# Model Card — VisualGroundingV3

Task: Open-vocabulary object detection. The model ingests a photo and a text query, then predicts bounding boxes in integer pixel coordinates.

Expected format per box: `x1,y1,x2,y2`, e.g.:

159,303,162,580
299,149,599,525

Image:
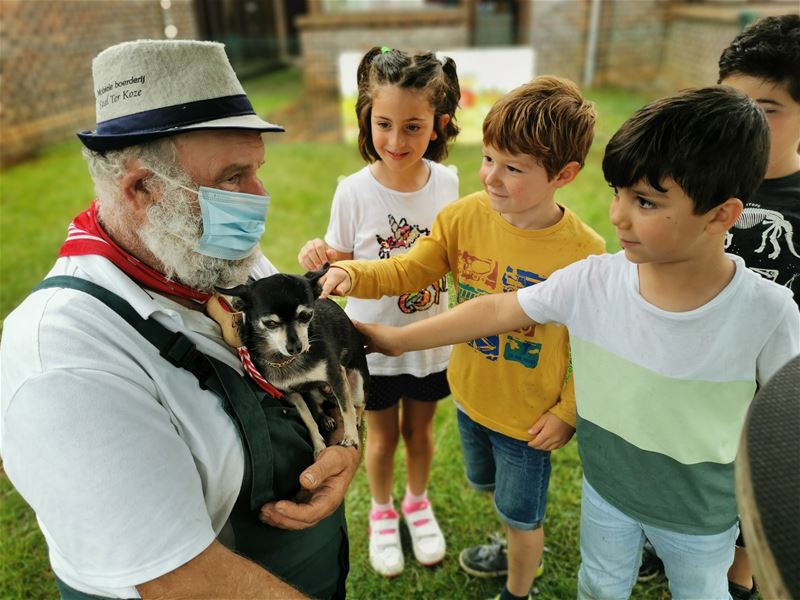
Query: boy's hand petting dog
259,445,361,530
297,238,338,272
318,267,353,299
352,321,405,356
528,412,575,451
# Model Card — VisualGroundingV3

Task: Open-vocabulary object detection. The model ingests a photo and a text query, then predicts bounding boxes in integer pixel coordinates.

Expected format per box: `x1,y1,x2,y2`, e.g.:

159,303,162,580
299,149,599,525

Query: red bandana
236,346,284,399
60,203,284,397
59,202,212,303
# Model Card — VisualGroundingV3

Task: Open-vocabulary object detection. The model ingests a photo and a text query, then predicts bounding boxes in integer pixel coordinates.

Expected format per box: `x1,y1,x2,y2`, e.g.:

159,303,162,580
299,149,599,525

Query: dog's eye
262,320,280,330
297,312,313,324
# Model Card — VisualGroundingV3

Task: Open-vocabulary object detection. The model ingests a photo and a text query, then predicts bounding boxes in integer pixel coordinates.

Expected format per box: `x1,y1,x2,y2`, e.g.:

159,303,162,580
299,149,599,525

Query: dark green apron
38,276,348,600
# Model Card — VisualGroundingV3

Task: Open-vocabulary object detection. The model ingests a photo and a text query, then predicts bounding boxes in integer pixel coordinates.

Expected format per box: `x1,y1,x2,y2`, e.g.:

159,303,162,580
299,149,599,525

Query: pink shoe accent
402,499,430,513
368,506,404,577
403,500,432,526
402,498,446,566
369,509,400,537
370,508,399,521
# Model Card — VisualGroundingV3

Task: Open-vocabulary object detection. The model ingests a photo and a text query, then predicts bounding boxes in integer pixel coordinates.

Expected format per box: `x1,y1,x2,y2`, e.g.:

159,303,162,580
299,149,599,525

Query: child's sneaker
401,498,446,566
460,534,545,579
637,541,664,582
459,533,507,577
368,507,404,577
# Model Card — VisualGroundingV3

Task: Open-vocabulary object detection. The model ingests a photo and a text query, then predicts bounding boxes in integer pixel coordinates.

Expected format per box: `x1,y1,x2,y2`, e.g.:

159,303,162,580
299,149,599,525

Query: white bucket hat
78,39,283,152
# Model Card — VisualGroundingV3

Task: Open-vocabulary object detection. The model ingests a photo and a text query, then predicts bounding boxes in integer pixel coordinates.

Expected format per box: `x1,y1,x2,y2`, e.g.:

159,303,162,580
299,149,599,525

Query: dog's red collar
236,347,283,398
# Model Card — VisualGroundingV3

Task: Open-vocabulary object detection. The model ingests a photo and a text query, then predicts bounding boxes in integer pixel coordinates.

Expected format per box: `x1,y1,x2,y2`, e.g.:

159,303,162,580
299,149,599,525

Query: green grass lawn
0,71,670,599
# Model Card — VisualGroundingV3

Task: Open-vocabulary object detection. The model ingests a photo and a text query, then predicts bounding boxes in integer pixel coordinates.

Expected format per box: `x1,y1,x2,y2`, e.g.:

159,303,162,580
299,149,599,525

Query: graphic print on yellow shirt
458,250,544,368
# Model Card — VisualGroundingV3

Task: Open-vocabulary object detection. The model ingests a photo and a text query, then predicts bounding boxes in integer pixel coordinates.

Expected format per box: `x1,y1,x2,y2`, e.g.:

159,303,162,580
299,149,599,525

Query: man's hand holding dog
528,412,575,451
259,445,360,530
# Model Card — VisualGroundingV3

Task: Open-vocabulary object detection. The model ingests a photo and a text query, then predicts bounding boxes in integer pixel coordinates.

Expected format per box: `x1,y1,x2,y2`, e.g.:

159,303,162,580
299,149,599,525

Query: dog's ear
304,263,330,297
215,284,250,298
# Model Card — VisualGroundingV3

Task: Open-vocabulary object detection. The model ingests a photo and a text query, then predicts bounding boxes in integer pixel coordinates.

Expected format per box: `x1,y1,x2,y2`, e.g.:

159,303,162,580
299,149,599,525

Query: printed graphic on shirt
455,282,499,360
459,249,499,290
377,214,442,313
471,334,500,362
501,266,546,291
376,215,430,259
504,336,542,368
457,255,545,368
399,277,448,314
726,204,800,297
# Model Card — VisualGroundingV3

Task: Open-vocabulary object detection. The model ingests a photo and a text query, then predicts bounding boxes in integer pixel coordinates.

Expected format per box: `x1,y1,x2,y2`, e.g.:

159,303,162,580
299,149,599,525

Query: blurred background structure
1,0,796,167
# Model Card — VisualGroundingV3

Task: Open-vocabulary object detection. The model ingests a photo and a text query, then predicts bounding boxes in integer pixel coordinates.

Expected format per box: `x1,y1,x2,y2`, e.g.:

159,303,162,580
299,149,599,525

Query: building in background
1,0,796,166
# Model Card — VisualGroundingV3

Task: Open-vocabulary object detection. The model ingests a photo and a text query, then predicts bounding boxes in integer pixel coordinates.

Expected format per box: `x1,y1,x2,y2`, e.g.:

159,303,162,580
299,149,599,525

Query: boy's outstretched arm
355,290,535,355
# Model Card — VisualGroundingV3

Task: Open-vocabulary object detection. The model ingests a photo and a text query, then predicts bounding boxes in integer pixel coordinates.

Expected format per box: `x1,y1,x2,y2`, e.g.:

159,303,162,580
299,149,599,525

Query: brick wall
296,9,469,93
520,1,793,94
660,18,740,90
523,0,588,86
599,0,668,88
0,0,197,166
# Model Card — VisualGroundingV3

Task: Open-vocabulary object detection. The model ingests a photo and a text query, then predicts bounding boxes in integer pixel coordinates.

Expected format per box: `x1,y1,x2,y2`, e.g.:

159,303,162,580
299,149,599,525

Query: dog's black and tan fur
219,266,368,456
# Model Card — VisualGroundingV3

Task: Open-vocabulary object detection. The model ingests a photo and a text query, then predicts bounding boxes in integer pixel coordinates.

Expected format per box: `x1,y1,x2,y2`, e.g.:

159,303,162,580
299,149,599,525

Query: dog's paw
338,437,359,449
321,415,337,432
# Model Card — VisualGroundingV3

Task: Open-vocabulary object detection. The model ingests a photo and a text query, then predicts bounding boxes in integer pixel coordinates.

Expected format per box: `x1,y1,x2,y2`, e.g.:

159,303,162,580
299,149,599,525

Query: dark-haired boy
721,14,800,304
639,15,800,597
352,86,800,600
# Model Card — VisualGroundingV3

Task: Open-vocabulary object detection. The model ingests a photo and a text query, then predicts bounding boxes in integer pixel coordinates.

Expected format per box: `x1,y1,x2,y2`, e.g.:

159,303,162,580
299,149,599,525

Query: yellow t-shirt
336,191,606,440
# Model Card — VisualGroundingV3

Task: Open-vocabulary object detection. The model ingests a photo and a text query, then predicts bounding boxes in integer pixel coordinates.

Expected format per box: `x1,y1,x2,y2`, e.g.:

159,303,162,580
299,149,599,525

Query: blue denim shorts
457,408,551,530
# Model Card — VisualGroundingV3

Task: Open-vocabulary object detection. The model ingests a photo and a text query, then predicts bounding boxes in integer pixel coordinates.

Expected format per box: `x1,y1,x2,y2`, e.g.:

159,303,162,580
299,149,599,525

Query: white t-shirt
517,251,800,534
0,254,277,598
325,160,458,376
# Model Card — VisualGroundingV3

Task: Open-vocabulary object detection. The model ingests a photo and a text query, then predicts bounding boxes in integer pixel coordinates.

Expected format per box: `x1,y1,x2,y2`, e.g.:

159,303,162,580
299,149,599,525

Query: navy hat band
94,94,255,136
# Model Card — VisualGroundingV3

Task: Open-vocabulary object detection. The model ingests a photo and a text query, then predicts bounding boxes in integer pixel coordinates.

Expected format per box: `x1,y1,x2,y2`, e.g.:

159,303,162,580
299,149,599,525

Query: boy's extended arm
328,228,452,299
356,290,534,355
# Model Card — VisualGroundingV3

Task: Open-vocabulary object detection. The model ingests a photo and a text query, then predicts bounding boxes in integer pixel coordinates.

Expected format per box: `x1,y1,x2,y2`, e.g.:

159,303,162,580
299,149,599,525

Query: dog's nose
286,336,303,355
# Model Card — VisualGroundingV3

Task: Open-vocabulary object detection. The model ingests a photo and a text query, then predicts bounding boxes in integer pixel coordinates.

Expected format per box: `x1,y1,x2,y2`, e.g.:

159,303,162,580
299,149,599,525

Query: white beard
139,185,258,293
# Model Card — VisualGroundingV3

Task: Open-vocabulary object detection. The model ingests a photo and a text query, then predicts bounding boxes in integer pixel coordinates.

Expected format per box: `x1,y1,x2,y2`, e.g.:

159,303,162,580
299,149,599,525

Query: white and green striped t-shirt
517,251,799,535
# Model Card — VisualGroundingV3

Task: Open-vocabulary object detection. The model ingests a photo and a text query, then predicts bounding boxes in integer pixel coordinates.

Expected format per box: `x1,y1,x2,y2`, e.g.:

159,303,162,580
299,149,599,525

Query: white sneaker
402,499,446,566
368,507,404,577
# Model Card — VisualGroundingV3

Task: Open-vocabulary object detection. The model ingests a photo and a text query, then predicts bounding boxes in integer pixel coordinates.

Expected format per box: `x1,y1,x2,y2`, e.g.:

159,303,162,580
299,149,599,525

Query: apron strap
35,275,274,510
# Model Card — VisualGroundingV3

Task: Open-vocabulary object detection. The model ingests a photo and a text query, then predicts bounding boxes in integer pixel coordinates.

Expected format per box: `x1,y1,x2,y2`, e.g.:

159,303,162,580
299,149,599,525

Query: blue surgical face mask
153,172,270,260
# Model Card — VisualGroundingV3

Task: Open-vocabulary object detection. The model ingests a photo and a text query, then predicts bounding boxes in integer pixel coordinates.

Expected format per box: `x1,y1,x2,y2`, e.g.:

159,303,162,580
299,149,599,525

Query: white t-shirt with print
325,160,459,376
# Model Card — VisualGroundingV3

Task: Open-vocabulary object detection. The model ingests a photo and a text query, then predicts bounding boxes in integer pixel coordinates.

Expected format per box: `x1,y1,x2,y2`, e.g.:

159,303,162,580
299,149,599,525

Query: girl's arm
356,290,535,356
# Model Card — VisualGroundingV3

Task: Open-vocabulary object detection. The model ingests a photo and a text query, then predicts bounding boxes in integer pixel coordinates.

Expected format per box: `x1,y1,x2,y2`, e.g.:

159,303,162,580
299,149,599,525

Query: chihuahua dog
218,266,368,457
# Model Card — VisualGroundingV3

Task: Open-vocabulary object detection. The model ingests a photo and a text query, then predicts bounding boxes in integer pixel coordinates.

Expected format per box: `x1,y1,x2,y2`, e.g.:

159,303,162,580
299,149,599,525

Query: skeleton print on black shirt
725,170,800,307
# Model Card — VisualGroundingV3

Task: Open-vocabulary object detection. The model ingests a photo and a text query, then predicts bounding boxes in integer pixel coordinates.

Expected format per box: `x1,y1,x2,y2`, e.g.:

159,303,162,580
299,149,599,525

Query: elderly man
0,40,357,599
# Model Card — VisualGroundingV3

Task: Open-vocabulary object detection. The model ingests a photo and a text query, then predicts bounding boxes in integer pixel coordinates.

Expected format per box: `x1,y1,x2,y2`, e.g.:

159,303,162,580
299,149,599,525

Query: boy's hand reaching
353,321,405,357
319,267,352,299
528,412,575,451
298,238,339,272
